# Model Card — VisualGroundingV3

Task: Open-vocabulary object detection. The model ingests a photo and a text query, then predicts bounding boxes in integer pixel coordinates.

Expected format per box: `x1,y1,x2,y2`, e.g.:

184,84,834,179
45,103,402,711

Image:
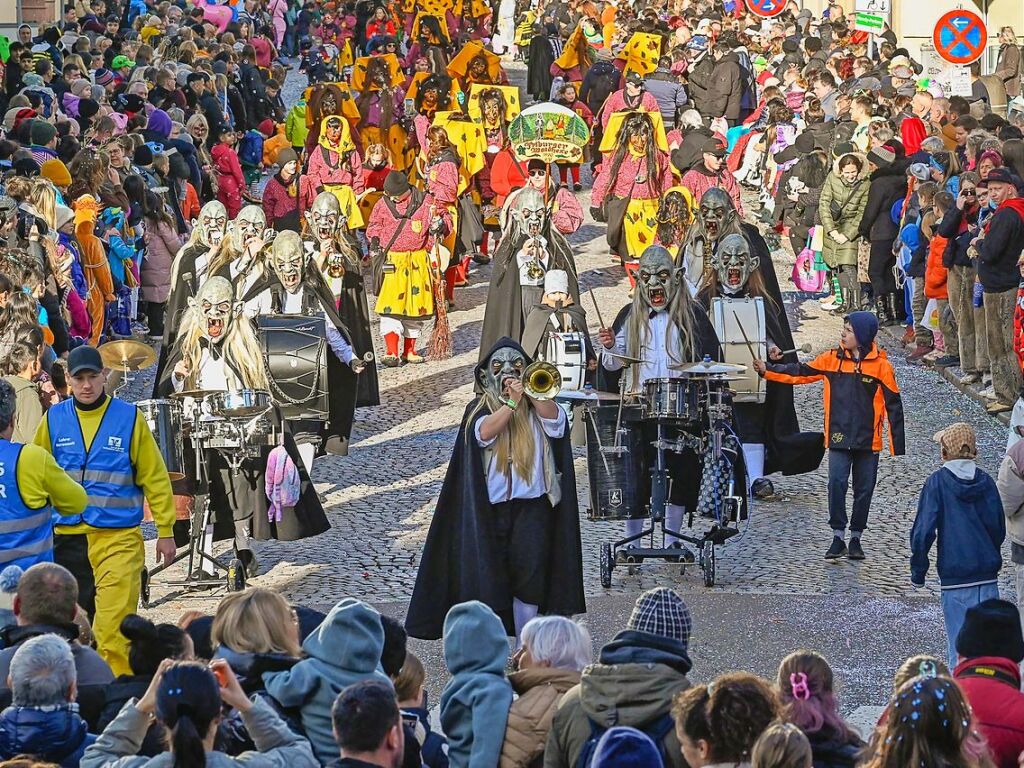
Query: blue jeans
941,583,1000,669
827,449,879,534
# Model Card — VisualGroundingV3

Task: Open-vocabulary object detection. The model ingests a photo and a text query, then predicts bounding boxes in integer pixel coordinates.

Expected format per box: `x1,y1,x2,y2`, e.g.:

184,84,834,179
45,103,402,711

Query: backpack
238,129,264,167
575,713,674,768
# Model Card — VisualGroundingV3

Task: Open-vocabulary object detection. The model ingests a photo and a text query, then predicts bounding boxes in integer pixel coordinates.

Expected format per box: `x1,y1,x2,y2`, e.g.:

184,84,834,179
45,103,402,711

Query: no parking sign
933,9,987,65
745,0,785,20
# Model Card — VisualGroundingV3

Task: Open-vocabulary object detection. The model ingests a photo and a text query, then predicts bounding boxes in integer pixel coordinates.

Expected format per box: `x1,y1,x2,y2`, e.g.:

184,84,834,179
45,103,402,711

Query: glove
831,231,848,245
348,358,366,373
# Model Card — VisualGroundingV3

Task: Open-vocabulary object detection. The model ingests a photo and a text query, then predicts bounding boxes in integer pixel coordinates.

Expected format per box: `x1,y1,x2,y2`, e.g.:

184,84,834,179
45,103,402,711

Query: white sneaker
979,385,997,400
820,298,839,310
819,295,837,305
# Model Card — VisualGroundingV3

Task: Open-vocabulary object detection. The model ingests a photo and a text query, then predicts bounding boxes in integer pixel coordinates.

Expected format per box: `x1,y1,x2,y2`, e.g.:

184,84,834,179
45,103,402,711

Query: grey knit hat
627,587,692,647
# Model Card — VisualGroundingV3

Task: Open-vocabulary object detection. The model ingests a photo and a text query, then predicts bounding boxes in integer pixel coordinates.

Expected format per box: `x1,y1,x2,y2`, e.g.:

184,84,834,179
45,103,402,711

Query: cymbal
169,389,223,400
671,360,748,375
99,340,157,372
604,351,648,365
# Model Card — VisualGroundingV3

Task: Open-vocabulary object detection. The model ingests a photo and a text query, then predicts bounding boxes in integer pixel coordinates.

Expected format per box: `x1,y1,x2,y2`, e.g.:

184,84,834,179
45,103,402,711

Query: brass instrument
522,361,562,400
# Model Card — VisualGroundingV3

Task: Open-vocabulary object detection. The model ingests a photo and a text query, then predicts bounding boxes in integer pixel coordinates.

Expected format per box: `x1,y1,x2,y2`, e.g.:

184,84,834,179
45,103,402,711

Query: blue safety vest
0,440,54,569
48,398,144,529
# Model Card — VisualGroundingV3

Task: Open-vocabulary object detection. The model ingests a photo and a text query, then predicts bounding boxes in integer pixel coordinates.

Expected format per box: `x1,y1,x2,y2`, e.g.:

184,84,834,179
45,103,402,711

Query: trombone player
404,337,586,644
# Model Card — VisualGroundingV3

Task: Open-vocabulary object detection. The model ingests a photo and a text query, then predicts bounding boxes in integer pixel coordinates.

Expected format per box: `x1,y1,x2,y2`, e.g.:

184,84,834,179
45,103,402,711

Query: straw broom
428,207,453,360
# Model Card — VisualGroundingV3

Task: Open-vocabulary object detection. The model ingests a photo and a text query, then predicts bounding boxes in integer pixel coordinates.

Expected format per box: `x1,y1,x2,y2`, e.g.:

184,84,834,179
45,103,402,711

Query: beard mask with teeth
197,200,228,248
714,233,757,295
306,192,341,245
482,345,527,397
510,187,546,238
698,188,733,242
270,230,306,293
234,205,267,250
637,245,677,312
189,276,234,343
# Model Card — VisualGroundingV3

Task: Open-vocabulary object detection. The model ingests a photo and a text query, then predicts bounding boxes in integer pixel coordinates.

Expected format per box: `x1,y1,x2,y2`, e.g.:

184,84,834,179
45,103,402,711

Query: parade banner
508,103,590,163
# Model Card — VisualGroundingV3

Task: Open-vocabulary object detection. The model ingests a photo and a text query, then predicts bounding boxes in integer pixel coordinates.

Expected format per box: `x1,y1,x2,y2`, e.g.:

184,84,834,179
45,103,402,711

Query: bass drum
257,313,329,420
585,404,647,520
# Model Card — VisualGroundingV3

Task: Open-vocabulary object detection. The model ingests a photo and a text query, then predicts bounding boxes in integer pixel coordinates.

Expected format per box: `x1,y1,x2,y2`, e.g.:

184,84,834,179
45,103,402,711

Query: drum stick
731,310,758,360
589,289,606,330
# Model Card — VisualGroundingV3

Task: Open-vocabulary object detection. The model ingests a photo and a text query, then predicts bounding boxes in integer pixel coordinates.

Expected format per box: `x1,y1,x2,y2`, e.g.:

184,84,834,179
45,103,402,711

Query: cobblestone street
134,64,1018,712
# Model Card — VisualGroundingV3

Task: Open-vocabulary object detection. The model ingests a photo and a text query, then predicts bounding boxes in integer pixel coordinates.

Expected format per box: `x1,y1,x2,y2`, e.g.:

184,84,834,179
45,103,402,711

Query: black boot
885,292,904,327
873,297,890,325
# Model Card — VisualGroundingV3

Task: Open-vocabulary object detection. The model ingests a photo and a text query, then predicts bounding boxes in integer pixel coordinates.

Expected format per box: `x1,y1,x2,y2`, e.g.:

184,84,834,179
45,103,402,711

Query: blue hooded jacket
0,705,96,767
263,598,392,765
439,601,513,768
911,465,1005,588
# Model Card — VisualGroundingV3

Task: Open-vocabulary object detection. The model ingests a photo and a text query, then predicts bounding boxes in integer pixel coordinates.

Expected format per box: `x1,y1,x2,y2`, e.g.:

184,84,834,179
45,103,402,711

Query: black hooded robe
526,34,557,101
478,228,579,366
405,338,586,640
243,270,360,457
155,345,331,542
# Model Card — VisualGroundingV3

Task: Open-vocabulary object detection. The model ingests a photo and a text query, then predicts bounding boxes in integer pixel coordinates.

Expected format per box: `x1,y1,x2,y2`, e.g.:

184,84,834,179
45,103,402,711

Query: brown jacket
500,668,581,768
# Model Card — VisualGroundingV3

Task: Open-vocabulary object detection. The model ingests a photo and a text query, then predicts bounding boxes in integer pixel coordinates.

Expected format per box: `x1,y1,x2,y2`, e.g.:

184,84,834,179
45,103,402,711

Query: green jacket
817,153,870,268
285,101,309,148
543,657,690,768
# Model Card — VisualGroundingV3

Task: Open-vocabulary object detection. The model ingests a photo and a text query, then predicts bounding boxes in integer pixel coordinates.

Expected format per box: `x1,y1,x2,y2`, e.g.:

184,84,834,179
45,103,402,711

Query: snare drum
641,378,701,423
137,399,185,481
206,389,272,418
585,404,647,520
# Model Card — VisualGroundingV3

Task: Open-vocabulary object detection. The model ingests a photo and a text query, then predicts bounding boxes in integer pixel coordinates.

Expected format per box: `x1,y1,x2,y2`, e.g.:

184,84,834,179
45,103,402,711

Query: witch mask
195,200,228,248
698,188,735,241
714,234,758,295
480,344,527,397
271,230,306,292
637,246,678,313
510,187,546,238
188,276,235,343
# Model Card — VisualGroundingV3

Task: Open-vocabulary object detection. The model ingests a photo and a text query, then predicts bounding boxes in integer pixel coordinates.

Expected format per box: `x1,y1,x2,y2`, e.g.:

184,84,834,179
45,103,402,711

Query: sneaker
959,372,982,385
824,537,848,559
934,355,961,368
847,538,865,560
819,294,837,305
979,385,997,400
573,183,582,192
907,345,933,362
922,349,944,363
819,298,839,311
751,477,775,499
381,354,401,368
987,400,1013,414
402,352,425,364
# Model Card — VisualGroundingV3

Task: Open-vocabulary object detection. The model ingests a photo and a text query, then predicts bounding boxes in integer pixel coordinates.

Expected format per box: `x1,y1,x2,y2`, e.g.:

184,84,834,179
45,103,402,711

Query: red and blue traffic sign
746,0,785,20
933,9,987,65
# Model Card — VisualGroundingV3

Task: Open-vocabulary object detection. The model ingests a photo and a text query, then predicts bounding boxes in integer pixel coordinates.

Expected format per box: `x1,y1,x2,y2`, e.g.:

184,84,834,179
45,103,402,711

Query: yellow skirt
623,197,660,260
361,124,412,172
375,249,435,319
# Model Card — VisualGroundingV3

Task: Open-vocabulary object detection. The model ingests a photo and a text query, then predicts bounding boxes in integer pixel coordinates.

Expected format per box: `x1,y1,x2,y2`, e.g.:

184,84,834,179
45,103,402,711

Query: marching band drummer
244,231,366,468
597,245,721,558
35,346,177,677
156,275,331,574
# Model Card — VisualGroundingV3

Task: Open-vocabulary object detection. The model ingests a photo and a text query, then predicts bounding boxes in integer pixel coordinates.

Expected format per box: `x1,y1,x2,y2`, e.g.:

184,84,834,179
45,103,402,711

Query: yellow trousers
87,527,144,676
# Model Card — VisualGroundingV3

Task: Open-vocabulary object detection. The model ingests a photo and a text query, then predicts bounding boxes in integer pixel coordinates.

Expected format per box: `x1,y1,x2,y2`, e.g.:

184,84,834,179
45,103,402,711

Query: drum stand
598,372,746,589
140,429,247,608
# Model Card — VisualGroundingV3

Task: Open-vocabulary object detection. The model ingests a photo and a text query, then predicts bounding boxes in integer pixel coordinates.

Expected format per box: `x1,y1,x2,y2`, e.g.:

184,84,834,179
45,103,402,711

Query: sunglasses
963,189,977,196
529,169,547,177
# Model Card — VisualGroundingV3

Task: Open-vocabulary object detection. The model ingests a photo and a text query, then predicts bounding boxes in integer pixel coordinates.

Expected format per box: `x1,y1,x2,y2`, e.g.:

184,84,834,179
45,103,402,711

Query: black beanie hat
13,156,40,176
77,98,100,119
383,170,410,197
956,599,1024,662
133,144,154,166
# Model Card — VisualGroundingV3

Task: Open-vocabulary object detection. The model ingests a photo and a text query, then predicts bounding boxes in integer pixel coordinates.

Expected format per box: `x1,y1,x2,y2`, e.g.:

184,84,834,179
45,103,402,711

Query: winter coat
500,667,580,768
955,656,1024,768
817,154,869,268
141,218,179,303
215,646,302,757
439,601,513,768
262,173,301,232
80,696,318,768
910,463,1004,588
938,205,979,269
806,729,862,768
996,43,1022,98
285,101,309,148
997,441,1024,549
643,68,688,128
924,232,949,299
543,630,692,768
3,375,42,445
96,675,165,757
978,200,1024,294
263,599,391,766
0,705,96,767
212,143,245,218
857,164,908,243
702,51,745,120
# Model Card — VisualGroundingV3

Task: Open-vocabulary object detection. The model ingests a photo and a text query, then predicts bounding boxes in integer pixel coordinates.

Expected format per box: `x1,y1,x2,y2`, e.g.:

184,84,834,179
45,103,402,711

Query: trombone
522,361,562,400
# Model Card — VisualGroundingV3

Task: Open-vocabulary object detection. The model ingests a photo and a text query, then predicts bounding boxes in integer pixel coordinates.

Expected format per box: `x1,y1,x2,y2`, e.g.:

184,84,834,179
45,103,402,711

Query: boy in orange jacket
754,311,905,561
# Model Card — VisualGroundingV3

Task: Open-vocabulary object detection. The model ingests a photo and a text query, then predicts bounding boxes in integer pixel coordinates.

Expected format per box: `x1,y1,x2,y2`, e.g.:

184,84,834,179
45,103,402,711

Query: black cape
698,227,825,477
313,232,380,409
242,270,360,456
478,226,579,367
519,301,590,361
154,343,330,542
526,36,556,101
405,337,586,639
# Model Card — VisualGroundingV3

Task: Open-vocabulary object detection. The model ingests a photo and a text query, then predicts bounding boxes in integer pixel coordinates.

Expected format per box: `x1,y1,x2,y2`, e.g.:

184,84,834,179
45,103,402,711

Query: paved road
133,60,1017,712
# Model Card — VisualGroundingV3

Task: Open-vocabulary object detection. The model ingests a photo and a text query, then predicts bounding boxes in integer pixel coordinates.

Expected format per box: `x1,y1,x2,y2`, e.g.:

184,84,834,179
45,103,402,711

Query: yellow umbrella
350,53,405,91
599,110,669,154
447,40,502,83
622,31,663,76
466,84,522,122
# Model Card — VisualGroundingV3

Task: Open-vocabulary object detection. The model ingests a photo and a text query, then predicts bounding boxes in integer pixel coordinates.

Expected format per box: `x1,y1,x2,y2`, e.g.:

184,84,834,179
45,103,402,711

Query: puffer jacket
0,705,96,767
817,153,869,268
141,218,180,303
543,630,692,768
500,667,580,768
997,440,1024,548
